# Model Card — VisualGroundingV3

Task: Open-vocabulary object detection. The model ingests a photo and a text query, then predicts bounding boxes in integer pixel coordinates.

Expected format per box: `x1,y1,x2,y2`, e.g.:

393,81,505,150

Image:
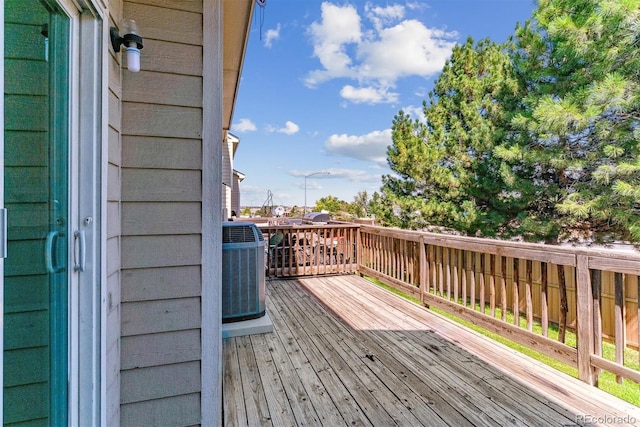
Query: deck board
234,336,272,426
266,292,346,426
302,277,541,426
223,275,640,426
278,283,400,426
311,275,577,424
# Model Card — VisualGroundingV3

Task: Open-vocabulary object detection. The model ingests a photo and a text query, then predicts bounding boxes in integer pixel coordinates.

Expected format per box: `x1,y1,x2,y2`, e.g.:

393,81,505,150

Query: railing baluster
438,246,444,297
615,272,625,384
480,253,486,313
383,235,388,277
501,256,508,322
399,239,404,282
592,268,602,385
558,264,568,343
490,254,496,318
514,258,520,327
413,242,420,286
541,262,549,337
386,235,390,277
453,249,459,304
444,247,451,300
470,252,476,311
526,260,533,332
461,250,467,307
403,240,407,282
433,245,437,292
373,233,377,272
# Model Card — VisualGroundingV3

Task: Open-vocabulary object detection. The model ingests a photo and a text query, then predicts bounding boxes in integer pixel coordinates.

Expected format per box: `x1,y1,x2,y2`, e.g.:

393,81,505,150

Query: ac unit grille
222,246,265,322
222,224,265,243
222,222,266,323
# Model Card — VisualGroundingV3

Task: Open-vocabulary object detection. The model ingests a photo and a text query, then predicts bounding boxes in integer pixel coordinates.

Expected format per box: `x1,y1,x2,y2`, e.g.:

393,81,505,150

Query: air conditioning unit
222,221,266,323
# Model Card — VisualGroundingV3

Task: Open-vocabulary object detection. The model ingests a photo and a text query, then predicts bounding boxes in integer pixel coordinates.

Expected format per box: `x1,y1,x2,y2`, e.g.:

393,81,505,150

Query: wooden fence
358,225,640,388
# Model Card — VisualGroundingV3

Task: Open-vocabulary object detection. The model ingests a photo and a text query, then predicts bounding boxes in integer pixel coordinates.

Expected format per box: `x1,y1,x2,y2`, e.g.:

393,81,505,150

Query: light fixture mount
110,27,143,53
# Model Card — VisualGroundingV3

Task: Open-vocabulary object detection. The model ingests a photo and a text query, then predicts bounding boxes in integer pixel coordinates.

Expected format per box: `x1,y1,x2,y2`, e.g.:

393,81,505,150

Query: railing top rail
359,224,640,266
258,223,361,231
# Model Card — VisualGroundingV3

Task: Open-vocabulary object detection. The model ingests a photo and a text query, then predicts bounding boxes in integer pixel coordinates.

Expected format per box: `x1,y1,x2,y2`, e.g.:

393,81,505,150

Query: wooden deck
223,275,640,426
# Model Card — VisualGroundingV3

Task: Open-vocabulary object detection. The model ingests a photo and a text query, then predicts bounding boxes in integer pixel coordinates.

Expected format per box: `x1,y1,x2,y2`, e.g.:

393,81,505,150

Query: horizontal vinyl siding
121,136,202,169
121,330,201,370
122,202,201,235
120,361,200,404
120,393,201,427
140,40,202,76
119,1,204,424
121,265,201,302
121,169,202,201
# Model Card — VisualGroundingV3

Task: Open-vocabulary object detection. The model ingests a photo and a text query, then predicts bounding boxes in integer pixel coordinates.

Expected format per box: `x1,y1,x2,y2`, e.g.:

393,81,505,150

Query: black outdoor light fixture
110,19,143,72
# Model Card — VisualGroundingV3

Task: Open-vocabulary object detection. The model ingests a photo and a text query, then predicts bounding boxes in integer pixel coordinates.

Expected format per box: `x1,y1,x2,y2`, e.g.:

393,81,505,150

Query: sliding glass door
4,1,70,424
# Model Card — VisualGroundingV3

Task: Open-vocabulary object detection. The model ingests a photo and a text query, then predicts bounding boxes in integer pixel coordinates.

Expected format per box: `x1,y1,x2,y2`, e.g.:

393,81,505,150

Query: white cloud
264,23,281,48
267,121,300,135
406,1,430,11
358,20,457,83
305,3,362,86
325,129,392,164
340,85,399,104
279,121,300,135
305,2,458,105
402,104,426,122
289,168,381,183
365,4,405,31
232,118,257,132
325,168,382,183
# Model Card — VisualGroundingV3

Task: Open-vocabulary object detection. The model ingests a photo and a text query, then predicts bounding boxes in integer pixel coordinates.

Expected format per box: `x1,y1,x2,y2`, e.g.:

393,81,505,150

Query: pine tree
382,37,519,235
499,0,640,242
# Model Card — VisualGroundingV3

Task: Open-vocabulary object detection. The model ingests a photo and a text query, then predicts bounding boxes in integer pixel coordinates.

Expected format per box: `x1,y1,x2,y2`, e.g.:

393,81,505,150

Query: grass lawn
367,276,640,407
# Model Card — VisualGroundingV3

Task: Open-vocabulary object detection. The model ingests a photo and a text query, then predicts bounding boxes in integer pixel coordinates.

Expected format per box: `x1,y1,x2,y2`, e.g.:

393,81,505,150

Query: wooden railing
257,220,640,390
259,223,359,277
358,225,640,389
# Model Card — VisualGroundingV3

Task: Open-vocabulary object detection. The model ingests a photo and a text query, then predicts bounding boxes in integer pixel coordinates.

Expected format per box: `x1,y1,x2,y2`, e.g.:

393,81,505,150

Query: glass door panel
4,0,69,425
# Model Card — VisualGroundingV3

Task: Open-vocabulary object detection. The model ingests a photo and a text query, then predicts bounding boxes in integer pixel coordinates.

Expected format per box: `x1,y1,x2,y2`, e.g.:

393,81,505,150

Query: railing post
420,235,427,306
356,226,362,275
576,254,595,385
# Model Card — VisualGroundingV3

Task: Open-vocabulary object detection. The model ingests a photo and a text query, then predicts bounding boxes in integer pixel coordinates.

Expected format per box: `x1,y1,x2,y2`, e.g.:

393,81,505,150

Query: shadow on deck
223,274,640,426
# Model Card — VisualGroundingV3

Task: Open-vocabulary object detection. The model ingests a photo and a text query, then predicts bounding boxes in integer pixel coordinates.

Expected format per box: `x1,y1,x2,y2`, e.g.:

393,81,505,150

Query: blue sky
231,0,536,209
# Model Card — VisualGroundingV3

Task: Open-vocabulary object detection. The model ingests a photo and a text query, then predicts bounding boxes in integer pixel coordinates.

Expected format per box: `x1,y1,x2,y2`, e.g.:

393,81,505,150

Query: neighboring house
1,0,254,425
232,169,246,216
222,132,239,219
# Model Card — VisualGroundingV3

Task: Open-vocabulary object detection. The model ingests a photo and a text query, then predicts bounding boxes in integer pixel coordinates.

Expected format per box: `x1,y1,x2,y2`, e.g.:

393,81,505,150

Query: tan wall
118,0,205,425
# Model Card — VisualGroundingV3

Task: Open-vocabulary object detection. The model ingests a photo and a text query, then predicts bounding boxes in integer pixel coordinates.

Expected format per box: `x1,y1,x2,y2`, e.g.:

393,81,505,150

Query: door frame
70,2,108,425
0,0,107,425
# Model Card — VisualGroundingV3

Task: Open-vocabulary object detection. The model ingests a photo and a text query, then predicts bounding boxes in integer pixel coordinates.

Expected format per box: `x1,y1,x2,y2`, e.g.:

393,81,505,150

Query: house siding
118,0,206,424
222,136,233,218
231,172,243,215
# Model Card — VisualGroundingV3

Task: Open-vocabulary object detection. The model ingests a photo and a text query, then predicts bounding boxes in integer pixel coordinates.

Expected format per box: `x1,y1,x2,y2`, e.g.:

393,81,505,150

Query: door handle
45,230,63,273
74,230,85,272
